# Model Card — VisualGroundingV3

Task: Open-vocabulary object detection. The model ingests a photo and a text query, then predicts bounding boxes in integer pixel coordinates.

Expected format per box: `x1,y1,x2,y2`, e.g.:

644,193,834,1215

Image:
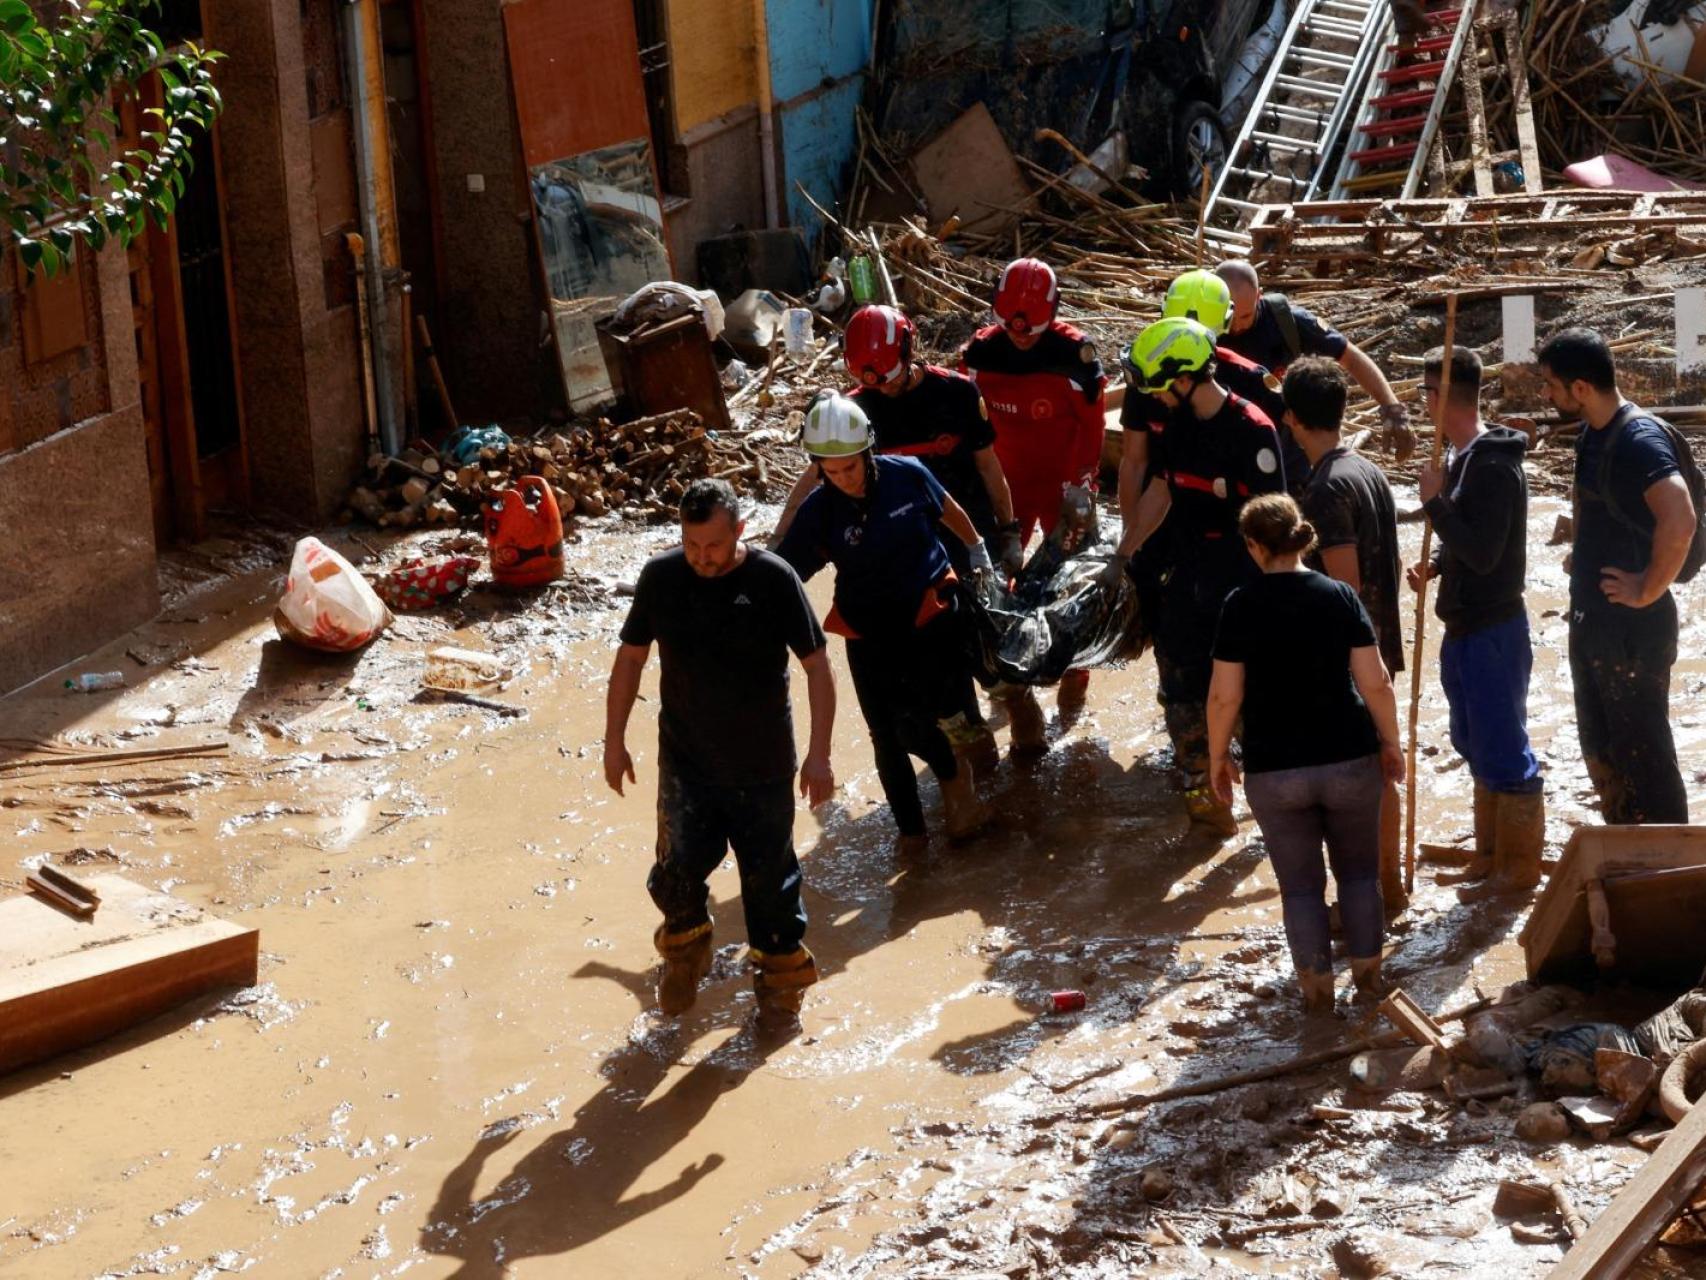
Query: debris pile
344,411,795,530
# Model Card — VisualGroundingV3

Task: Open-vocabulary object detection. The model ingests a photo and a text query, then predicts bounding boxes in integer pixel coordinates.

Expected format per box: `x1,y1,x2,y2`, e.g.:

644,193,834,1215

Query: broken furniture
1521,826,1706,985
0,874,259,1074
596,309,732,434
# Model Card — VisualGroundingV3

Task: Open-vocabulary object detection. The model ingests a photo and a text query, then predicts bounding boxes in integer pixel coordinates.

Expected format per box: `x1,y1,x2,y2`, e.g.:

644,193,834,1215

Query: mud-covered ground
3,469,1704,1279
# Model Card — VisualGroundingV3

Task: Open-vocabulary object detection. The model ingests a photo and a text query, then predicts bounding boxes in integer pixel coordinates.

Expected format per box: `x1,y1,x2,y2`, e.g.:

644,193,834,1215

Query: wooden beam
1548,1094,1706,1278
1501,9,1544,194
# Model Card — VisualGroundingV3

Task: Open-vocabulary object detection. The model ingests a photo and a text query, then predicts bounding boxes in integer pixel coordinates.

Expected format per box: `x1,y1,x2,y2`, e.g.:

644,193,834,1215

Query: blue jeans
1439,614,1542,795
1245,754,1386,974
648,757,806,953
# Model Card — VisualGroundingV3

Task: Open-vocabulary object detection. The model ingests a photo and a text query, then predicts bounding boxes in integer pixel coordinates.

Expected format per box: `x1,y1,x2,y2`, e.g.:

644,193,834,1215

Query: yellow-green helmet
1124,318,1217,392
802,390,873,457
1162,269,1232,336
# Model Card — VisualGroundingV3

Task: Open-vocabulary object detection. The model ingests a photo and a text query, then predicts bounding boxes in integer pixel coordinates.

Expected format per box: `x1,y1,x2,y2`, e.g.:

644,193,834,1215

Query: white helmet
802,391,872,458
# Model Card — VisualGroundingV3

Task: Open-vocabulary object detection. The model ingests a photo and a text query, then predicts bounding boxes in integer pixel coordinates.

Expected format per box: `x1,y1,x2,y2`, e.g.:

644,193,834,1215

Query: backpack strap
1264,292,1302,366
1594,403,1651,535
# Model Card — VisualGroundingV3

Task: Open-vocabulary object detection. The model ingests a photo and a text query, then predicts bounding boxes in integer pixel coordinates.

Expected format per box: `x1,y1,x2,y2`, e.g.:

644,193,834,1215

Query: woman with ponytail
1206,494,1406,1013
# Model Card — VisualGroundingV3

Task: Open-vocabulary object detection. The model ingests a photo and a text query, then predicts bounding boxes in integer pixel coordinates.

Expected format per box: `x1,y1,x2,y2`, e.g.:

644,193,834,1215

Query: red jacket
960,320,1107,492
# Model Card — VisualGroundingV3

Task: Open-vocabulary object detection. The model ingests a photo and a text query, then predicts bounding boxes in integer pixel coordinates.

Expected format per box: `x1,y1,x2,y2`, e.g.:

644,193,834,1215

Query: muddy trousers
1439,614,1542,795
647,758,806,954
1245,754,1386,975
1569,598,1689,824
845,620,964,838
1154,564,1244,786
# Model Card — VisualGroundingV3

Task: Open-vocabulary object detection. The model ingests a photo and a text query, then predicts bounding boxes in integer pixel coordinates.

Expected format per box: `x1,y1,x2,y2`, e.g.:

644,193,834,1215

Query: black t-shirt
1221,296,1348,376
618,546,826,786
853,367,998,538
1302,447,1404,674
1149,392,1286,548
1213,571,1382,774
1572,404,1685,615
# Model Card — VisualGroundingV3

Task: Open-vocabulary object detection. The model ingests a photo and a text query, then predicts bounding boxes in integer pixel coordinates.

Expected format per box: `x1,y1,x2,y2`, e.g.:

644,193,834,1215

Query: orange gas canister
485,476,565,588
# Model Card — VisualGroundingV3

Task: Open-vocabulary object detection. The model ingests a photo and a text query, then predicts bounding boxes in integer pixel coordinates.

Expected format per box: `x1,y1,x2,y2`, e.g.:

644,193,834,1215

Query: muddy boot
1184,785,1238,838
1056,669,1090,725
1002,688,1048,757
1298,969,1336,1014
751,945,819,1027
895,832,929,859
1454,782,1498,882
1349,954,1388,1002
1493,790,1545,891
940,768,992,842
959,725,1000,779
654,920,714,1016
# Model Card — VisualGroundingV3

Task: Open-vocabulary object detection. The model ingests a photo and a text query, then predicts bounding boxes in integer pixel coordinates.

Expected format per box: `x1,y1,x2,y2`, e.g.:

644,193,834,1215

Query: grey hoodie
1424,426,1530,636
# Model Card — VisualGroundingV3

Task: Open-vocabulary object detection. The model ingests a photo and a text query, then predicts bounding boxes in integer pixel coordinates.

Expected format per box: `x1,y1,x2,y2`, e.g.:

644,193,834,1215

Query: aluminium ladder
1200,0,1388,249
1329,0,1480,199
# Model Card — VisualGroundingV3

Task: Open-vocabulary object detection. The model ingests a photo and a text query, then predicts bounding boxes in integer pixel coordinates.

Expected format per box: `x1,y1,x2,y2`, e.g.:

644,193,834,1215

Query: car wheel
1174,99,1230,199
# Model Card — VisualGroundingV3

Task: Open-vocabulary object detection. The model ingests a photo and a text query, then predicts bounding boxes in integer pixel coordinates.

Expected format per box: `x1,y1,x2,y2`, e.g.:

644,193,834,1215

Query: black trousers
845,615,964,837
1154,554,1249,787
647,757,806,953
1569,595,1689,825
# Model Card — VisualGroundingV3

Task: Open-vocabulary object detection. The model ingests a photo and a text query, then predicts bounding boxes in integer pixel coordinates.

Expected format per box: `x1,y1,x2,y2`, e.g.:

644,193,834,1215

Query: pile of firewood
343,410,791,530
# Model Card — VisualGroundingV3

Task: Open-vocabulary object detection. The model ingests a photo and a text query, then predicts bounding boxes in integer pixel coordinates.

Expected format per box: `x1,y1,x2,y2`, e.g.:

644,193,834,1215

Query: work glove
997,523,1025,577
967,539,994,576
1380,403,1417,464
1097,554,1129,588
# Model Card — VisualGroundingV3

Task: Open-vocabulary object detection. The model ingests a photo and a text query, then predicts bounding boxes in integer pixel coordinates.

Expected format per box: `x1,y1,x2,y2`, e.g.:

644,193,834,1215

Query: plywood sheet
0,874,258,1074
502,0,650,167
910,102,1032,236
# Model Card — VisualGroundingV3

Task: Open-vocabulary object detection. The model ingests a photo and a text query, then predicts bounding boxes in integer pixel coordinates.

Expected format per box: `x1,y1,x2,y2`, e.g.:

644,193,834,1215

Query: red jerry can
484,476,565,588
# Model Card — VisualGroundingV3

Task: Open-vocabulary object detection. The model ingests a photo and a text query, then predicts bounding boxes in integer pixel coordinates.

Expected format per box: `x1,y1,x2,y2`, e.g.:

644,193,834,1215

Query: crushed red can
1050,989,1087,1013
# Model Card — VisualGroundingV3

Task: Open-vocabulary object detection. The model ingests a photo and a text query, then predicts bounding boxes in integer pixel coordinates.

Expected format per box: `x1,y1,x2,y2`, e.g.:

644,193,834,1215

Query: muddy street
1,488,1702,1279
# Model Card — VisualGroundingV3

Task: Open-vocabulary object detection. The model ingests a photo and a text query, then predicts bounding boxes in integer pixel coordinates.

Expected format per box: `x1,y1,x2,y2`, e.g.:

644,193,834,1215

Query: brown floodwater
1,490,1699,1278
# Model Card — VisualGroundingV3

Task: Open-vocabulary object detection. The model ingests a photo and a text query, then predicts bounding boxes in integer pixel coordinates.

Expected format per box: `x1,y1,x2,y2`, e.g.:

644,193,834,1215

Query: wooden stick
0,741,230,774
415,314,458,433
1405,292,1458,894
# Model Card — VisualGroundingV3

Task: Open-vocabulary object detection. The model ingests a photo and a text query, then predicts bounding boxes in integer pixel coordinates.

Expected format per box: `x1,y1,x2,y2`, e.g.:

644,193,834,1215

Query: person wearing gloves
1215,259,1415,462
1208,494,1406,1012
772,305,1016,768
775,392,996,855
960,258,1108,728
1110,317,1286,835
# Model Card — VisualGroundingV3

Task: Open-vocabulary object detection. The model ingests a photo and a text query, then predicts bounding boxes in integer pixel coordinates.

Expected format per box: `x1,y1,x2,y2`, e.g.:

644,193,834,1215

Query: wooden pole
1404,292,1458,894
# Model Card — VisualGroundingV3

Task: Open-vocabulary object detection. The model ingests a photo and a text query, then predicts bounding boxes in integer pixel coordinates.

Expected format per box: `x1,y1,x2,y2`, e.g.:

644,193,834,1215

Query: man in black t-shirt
1539,327,1697,825
1284,358,1408,910
606,479,836,1025
1216,259,1414,461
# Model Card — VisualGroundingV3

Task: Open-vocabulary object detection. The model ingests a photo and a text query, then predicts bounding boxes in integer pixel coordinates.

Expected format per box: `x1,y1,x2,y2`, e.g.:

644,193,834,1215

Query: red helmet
843,305,914,386
994,258,1058,336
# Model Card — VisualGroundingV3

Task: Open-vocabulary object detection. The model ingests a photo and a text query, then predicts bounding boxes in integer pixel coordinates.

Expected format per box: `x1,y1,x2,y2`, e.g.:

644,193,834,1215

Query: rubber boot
940,711,999,783
1494,791,1545,891
751,945,819,1026
1457,782,1498,882
895,833,929,859
940,768,992,842
1380,778,1408,916
1184,785,1238,838
1298,969,1336,1014
654,920,714,1016
1057,668,1090,724
1349,954,1387,1001
1003,688,1048,757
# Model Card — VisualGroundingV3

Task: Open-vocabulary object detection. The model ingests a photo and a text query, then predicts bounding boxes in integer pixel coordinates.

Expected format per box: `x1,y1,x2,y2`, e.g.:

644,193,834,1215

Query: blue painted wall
767,0,874,241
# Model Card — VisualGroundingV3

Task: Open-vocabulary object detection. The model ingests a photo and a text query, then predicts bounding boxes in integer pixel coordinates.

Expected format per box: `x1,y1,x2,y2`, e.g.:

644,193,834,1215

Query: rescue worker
775,393,995,856
605,479,836,1024
1215,259,1416,461
960,258,1108,731
1110,318,1287,834
772,305,1015,768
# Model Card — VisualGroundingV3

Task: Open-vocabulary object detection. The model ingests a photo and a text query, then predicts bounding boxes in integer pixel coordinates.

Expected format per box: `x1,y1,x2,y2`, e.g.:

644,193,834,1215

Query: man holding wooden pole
1407,345,1545,895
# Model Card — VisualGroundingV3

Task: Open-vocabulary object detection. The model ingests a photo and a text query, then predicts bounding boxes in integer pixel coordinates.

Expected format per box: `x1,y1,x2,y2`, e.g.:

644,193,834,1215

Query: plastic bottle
848,255,878,305
784,307,814,356
65,671,125,692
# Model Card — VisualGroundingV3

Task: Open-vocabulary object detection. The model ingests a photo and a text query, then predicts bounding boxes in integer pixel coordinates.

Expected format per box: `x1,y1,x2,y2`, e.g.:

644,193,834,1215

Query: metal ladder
1200,0,1388,249
1329,0,1480,198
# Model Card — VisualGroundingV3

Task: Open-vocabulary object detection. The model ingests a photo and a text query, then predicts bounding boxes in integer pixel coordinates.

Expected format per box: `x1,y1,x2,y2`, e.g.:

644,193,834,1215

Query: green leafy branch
0,0,223,276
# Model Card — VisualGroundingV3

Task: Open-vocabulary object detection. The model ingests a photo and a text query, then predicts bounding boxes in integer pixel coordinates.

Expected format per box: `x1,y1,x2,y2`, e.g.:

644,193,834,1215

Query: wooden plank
1379,989,1448,1050
0,875,258,1074
1548,1093,1706,1279
1501,9,1544,194
1460,33,1496,197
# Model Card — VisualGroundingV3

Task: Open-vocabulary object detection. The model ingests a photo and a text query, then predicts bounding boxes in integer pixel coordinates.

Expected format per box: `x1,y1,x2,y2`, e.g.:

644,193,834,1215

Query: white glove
967,539,994,575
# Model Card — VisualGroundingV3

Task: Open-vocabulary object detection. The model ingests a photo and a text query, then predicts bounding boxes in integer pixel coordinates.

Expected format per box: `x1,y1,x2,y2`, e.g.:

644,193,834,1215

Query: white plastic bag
276,537,392,652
